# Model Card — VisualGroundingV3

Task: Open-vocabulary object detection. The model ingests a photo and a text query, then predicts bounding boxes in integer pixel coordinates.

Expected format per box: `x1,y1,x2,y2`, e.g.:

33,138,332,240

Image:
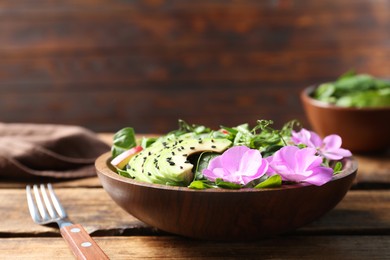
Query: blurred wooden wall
1,0,389,133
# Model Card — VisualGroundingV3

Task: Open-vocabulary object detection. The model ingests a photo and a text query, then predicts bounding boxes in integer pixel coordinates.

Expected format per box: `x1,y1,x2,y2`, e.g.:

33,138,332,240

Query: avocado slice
126,135,232,186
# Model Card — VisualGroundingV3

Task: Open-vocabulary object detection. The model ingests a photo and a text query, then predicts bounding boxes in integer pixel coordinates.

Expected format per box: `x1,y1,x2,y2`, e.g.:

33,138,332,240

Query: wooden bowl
301,86,390,153
95,152,357,241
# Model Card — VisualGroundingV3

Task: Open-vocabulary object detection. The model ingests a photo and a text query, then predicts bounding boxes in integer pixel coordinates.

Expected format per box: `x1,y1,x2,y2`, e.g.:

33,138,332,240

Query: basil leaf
111,127,137,158
254,175,282,189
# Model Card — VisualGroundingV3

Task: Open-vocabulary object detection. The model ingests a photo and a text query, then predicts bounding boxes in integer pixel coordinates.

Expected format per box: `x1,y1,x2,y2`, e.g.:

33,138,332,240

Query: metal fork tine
26,185,41,223
33,184,50,222
26,183,109,259
40,184,57,219
47,183,67,218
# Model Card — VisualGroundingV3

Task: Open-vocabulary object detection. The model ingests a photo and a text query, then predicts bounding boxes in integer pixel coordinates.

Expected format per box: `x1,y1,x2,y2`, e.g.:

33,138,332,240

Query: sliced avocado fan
126,134,232,186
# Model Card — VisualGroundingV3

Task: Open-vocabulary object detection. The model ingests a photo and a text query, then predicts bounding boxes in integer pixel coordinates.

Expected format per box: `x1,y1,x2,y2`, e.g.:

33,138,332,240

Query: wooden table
0,134,389,259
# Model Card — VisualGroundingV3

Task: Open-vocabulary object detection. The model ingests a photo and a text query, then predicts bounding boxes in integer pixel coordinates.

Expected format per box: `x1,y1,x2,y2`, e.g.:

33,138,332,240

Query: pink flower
266,146,333,186
202,146,268,185
292,128,352,160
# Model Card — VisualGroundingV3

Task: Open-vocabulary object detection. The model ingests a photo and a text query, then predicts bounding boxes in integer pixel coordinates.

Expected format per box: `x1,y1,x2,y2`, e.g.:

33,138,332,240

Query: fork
26,183,109,260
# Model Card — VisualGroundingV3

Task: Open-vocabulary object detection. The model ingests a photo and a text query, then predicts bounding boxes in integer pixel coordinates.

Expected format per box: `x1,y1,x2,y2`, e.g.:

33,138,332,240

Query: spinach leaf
215,178,242,189
111,127,137,158
188,180,214,190
194,152,220,180
254,175,282,189
313,72,390,107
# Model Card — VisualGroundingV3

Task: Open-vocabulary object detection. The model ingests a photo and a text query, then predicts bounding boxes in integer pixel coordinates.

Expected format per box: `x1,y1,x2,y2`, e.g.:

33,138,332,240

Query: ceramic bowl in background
95,152,357,241
301,86,390,153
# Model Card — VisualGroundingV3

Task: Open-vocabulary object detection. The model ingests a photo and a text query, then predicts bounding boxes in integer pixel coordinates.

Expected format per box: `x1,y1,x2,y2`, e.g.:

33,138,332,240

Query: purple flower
266,146,333,186
202,146,268,185
292,128,352,160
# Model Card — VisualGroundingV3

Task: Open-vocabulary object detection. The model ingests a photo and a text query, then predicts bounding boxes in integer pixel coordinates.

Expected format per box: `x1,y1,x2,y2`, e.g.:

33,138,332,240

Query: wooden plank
0,1,388,53
0,187,148,236
0,0,389,132
355,153,390,186
0,189,388,236
1,49,390,87
0,85,310,133
0,235,389,259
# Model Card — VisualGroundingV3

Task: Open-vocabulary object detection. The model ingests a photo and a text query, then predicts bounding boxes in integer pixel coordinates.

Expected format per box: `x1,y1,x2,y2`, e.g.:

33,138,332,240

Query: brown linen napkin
0,123,110,179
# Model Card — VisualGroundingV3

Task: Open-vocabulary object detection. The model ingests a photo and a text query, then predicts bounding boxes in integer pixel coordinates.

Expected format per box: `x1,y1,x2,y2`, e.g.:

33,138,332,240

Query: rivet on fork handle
60,224,109,260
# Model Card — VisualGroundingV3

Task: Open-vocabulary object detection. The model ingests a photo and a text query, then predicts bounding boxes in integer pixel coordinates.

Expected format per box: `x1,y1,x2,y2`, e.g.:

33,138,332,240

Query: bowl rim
95,152,358,193
301,85,390,111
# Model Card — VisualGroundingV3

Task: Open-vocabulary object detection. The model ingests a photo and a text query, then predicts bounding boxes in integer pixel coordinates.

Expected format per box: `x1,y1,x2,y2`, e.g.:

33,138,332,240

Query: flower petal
238,149,263,175
267,146,334,186
321,135,352,160
309,131,323,148
323,135,342,150
303,166,333,186
295,147,321,174
219,146,250,173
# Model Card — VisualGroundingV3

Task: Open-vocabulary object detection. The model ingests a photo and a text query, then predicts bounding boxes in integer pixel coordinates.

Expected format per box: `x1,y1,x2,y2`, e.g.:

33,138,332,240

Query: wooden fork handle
60,224,109,260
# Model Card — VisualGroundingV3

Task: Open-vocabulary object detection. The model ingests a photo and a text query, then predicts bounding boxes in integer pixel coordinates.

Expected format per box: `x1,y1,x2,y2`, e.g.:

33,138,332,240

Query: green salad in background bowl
301,71,390,152
313,71,390,108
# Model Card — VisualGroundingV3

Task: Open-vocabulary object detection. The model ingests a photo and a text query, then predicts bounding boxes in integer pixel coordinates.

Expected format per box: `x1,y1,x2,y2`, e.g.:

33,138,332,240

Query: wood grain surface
1,235,389,259
1,0,389,132
0,188,389,259
0,133,388,258
1,188,389,236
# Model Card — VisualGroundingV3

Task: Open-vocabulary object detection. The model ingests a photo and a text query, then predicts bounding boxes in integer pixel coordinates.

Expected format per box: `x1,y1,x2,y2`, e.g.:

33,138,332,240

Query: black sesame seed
170,162,175,166
211,145,216,149
190,147,195,150
180,166,183,169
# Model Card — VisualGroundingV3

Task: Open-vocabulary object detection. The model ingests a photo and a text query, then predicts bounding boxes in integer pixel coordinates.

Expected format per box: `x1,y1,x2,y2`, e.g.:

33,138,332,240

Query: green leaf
260,145,283,158
254,175,282,189
140,136,157,149
117,168,132,178
215,178,242,189
188,180,214,190
313,72,390,107
111,127,137,158
333,162,343,174
169,119,212,136
194,152,220,180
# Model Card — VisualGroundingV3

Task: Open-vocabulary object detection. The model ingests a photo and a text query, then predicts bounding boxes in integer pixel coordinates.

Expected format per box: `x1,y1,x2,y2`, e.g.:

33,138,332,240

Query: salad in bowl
110,119,352,190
